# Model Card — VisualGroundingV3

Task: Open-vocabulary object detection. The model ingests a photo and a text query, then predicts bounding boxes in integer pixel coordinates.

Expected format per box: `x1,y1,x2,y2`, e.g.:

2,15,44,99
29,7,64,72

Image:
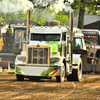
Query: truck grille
27,46,49,66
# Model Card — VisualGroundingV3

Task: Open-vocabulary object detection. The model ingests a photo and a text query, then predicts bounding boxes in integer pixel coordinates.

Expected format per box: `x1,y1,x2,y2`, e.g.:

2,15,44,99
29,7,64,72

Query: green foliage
0,17,4,22
30,6,69,25
17,11,27,20
85,0,100,15
0,11,27,22
0,0,69,25
70,0,100,15
86,4,97,15
70,0,83,9
3,13,14,21
55,11,69,25
30,8,46,25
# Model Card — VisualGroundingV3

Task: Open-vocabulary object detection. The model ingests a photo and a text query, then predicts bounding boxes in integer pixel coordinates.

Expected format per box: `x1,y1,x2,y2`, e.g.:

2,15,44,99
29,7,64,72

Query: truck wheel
56,63,65,82
67,58,82,81
16,74,24,81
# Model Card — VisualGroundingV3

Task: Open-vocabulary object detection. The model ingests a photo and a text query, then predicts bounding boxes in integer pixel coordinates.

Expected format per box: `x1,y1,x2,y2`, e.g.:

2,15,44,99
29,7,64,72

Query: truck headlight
17,56,26,61
50,57,59,62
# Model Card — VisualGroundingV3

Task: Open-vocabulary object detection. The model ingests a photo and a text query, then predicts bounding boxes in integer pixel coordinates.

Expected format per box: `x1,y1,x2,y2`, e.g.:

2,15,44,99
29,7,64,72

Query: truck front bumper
15,65,61,77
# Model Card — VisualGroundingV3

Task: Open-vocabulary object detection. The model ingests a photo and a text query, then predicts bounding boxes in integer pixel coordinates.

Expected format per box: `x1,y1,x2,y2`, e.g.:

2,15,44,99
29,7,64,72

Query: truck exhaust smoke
29,0,73,21
64,4,73,13
0,0,31,14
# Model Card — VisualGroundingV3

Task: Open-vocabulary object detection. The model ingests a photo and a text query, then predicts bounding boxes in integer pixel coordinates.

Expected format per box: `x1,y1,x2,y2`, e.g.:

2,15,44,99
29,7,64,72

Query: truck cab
82,29,100,63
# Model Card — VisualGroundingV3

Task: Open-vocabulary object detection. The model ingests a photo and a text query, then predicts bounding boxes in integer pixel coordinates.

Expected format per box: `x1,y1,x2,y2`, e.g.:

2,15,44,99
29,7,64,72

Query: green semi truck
15,25,87,82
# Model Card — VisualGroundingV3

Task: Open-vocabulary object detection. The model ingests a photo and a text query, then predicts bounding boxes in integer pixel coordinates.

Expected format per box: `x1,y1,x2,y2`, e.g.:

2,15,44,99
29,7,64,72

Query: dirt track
0,72,100,100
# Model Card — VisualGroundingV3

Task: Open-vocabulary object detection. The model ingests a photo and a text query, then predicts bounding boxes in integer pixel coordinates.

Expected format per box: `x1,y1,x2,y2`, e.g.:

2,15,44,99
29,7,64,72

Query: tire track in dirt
7,78,76,100
0,74,100,100
54,82,76,100
0,80,44,100
28,78,77,100
62,75,100,100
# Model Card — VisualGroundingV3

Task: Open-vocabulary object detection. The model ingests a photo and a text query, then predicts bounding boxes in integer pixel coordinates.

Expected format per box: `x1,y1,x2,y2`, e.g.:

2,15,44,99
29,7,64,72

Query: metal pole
26,9,30,43
69,10,73,64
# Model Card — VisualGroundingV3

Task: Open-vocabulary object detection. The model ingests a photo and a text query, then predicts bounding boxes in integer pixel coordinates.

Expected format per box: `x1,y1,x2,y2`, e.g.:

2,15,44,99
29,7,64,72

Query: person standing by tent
92,49,100,64
91,49,100,74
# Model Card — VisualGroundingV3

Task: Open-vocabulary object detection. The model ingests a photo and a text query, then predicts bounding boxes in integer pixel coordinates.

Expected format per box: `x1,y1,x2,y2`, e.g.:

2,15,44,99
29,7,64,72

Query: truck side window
73,38,82,49
62,32,66,41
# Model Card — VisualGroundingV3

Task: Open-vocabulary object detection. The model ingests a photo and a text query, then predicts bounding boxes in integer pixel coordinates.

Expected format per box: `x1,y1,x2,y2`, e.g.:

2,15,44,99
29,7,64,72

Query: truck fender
72,54,81,64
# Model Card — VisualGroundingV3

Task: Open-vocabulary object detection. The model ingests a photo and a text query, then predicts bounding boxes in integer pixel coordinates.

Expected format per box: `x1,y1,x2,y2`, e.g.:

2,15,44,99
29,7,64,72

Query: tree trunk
78,0,86,29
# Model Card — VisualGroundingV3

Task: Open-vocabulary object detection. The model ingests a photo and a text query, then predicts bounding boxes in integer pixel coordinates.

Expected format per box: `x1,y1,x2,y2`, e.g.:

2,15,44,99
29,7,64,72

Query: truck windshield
14,29,26,49
84,37,98,46
31,33,60,41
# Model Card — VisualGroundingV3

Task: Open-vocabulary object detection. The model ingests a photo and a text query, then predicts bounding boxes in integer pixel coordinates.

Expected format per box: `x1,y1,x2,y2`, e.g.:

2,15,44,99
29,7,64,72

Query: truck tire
16,74,24,81
56,63,65,82
67,58,82,81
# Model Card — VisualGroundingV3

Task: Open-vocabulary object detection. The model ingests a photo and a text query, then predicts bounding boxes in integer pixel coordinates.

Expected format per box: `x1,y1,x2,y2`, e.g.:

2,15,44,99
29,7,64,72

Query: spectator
92,49,100,64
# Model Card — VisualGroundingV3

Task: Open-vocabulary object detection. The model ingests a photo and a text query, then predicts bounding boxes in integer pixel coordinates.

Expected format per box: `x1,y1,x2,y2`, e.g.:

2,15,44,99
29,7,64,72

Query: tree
55,10,69,25
30,8,46,25
0,0,69,25
65,0,100,29
28,0,69,25
0,0,32,22
17,11,27,20
78,0,86,29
